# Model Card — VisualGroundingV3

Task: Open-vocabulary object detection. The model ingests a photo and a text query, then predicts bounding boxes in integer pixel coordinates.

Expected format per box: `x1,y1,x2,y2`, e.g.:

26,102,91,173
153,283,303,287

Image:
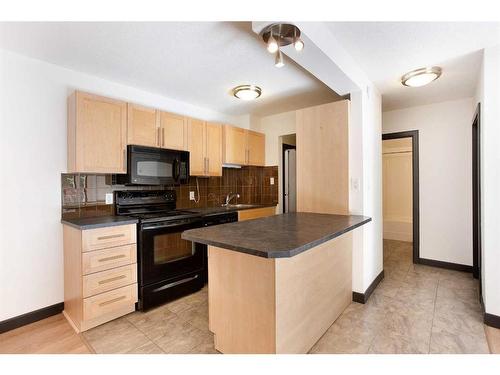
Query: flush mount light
401,66,442,87
232,85,262,100
261,23,304,68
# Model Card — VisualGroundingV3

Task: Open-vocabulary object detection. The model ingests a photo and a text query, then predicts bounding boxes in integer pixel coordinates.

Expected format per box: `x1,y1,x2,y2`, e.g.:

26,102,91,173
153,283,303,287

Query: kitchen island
182,212,371,354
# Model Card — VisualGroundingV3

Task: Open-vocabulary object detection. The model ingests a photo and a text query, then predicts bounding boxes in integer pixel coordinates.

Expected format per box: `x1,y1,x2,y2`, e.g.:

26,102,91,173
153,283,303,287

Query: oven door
139,218,205,286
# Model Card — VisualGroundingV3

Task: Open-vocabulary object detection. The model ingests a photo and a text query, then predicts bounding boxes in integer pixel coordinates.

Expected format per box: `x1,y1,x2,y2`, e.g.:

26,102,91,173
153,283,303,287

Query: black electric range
114,190,237,311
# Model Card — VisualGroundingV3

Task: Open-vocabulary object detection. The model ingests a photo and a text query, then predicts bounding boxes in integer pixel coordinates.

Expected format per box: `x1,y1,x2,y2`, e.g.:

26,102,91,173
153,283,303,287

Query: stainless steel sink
221,204,256,209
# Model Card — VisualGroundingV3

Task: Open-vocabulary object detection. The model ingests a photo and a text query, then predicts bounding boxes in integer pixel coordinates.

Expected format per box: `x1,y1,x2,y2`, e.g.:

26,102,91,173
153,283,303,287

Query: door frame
382,130,420,263
472,103,481,284
282,143,296,213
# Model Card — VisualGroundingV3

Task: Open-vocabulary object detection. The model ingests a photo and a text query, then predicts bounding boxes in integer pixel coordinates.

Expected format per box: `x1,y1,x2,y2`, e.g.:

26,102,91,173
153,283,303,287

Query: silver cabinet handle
207,158,209,174
97,233,125,240
99,295,126,307
98,254,126,262
157,128,160,146
98,274,127,285
162,128,165,147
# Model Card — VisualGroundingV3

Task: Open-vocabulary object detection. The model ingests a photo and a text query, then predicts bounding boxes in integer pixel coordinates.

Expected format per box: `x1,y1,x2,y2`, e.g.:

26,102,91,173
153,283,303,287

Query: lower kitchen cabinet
62,223,138,333
238,206,276,221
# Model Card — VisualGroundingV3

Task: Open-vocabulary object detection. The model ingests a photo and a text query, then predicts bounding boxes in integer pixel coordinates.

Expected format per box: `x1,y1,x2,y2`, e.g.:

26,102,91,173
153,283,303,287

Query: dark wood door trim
382,130,420,263
472,103,482,285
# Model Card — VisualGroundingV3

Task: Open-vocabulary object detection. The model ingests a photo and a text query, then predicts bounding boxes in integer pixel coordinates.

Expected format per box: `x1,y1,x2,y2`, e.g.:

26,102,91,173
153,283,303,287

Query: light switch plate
105,193,114,204
270,177,275,185
350,178,360,192
189,191,195,201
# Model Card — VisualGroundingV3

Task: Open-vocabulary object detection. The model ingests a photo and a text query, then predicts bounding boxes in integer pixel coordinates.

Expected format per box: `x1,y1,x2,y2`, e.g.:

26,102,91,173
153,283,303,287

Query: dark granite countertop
182,212,371,258
61,216,139,230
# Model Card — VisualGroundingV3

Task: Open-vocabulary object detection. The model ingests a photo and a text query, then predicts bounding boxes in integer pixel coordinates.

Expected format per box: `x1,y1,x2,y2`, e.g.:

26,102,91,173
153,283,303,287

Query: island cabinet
67,91,127,174
223,125,266,166
182,212,372,354
127,103,159,147
62,223,138,333
187,118,222,176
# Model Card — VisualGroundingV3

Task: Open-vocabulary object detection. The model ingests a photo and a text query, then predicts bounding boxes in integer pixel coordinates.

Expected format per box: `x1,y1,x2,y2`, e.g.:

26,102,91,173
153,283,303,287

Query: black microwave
116,145,189,185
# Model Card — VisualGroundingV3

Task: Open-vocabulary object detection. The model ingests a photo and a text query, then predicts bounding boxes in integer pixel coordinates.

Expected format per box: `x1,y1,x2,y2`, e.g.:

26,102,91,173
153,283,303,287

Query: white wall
383,98,475,266
474,45,500,317
0,49,244,321
251,110,296,213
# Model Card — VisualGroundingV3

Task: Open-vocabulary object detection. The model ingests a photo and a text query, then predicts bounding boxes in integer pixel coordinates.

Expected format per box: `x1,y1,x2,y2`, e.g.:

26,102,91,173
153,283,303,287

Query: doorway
281,134,296,213
382,131,420,263
472,104,481,294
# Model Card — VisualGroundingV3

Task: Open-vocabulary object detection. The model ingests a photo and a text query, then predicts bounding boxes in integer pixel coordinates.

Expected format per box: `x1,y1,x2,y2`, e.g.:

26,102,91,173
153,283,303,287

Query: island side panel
274,232,353,354
208,246,277,353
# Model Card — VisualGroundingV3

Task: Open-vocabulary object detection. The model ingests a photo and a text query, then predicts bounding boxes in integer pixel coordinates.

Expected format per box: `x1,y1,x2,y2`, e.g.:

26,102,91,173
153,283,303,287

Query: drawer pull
97,233,126,240
98,254,126,262
99,295,126,307
98,274,127,285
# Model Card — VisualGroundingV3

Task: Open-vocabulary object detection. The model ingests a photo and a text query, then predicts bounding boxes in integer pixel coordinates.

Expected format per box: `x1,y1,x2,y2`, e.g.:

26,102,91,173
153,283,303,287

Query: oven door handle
141,220,201,230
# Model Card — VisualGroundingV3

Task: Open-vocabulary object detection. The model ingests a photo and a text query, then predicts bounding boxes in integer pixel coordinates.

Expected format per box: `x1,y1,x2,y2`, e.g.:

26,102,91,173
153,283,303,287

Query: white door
284,149,297,213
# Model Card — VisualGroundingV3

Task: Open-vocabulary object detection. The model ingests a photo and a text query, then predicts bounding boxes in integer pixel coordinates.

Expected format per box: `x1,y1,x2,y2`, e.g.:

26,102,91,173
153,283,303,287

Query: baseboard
0,302,64,334
352,270,384,304
418,257,472,273
484,313,500,329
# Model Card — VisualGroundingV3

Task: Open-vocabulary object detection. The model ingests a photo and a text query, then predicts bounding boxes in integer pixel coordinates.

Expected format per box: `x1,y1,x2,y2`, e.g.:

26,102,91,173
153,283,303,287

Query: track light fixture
261,23,304,68
267,33,279,53
275,49,284,68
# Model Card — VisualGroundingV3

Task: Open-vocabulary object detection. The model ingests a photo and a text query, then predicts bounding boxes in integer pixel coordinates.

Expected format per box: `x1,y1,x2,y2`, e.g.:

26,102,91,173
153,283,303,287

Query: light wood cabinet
238,206,276,221
205,122,223,176
127,103,159,147
223,125,247,165
159,111,188,151
296,100,349,215
63,223,138,333
187,119,222,176
68,91,127,174
223,125,266,166
246,130,266,166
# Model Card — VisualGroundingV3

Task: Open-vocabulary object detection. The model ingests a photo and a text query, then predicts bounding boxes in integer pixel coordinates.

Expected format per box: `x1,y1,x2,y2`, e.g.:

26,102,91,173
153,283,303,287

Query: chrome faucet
223,192,240,206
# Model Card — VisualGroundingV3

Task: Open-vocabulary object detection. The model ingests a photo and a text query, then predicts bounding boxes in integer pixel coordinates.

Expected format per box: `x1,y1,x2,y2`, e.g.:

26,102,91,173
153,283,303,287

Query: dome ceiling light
401,66,442,87
232,85,262,100
261,23,304,68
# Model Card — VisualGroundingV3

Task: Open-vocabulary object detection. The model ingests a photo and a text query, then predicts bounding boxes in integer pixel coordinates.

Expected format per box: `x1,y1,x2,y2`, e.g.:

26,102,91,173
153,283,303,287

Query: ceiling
0,22,340,117
327,22,500,111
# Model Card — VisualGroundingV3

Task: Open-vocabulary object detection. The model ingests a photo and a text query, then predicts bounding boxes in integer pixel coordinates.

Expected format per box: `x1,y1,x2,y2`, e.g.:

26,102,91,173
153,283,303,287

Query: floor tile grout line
124,313,168,354
427,279,439,354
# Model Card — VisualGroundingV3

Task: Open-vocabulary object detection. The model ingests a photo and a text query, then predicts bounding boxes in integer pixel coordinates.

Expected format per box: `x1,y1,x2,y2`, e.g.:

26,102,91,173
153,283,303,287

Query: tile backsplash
61,166,278,219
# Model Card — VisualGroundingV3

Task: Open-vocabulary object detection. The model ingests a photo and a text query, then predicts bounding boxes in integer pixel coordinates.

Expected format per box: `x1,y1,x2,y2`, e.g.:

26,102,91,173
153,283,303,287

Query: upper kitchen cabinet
159,111,188,151
127,103,159,147
222,125,247,165
223,125,265,166
246,129,265,166
67,91,127,174
205,122,223,176
187,119,222,177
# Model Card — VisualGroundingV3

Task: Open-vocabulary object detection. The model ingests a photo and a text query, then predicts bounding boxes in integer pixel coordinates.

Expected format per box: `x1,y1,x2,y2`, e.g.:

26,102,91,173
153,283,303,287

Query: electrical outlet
270,177,275,185
351,178,360,192
105,193,114,204
189,191,195,201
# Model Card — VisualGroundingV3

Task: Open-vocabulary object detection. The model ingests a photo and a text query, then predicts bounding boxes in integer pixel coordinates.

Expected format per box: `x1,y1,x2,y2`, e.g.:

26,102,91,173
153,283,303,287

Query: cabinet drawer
82,244,137,275
83,284,138,321
83,264,137,298
82,224,136,252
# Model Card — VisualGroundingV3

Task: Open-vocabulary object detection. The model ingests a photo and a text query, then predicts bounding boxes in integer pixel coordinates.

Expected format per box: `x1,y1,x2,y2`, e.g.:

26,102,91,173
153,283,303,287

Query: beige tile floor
82,240,489,354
